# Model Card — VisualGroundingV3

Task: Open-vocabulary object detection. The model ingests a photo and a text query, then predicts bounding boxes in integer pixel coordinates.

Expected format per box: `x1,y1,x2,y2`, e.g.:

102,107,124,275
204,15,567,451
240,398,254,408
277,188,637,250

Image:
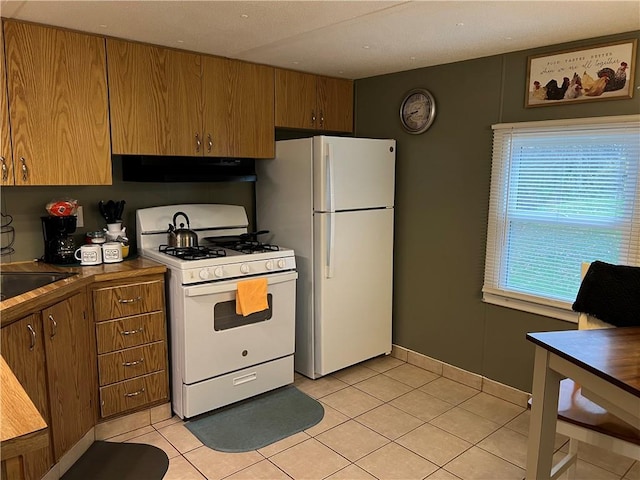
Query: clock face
400,89,436,134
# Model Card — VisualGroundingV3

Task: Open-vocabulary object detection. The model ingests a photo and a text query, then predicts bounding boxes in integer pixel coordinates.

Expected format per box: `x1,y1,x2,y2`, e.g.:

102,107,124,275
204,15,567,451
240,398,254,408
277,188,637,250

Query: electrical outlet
76,206,84,228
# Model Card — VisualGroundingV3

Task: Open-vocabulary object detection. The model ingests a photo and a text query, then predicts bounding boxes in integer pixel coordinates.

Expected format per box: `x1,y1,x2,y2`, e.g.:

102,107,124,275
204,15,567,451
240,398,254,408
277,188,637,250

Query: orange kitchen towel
236,278,269,316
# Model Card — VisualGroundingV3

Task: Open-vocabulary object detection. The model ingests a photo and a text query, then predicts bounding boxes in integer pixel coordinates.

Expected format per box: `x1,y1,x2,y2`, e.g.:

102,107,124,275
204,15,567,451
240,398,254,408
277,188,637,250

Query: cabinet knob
195,133,201,153
319,111,324,129
207,134,213,153
20,157,28,182
311,110,316,127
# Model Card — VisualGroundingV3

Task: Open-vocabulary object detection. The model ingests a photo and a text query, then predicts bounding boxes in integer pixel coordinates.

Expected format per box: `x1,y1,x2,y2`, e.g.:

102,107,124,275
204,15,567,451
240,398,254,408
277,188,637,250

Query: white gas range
136,204,297,419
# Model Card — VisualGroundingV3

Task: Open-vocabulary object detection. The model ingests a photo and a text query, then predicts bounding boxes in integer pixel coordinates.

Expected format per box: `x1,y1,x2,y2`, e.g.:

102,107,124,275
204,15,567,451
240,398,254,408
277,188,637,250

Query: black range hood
120,155,257,182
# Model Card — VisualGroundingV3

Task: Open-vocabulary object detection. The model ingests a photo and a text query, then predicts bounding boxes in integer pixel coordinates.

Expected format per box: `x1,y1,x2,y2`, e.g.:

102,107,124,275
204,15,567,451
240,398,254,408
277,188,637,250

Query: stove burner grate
211,240,280,254
159,244,226,261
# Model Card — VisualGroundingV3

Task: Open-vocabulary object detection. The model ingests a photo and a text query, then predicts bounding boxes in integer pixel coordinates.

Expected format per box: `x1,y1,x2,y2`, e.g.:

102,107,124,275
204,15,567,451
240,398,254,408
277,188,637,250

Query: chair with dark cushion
551,262,640,479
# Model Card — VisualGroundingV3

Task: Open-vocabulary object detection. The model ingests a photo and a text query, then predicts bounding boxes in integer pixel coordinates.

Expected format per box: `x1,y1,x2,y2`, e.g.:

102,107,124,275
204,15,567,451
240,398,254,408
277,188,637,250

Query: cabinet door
203,57,275,158
317,76,353,133
4,20,111,185
42,293,95,461
107,39,202,156
275,68,317,130
0,27,14,185
1,314,53,480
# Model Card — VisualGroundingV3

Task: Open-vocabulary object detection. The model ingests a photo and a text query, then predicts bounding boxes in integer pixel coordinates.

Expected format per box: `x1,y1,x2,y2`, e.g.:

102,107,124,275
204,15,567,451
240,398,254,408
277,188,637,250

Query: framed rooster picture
525,39,637,107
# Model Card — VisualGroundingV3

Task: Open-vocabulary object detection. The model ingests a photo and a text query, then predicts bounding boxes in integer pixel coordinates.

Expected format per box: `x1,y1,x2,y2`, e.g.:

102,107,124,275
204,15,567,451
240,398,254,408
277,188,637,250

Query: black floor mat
61,441,169,480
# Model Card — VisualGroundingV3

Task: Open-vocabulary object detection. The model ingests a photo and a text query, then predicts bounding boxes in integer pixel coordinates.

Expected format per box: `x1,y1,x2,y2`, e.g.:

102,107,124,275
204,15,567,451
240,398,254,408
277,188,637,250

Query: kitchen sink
0,271,77,302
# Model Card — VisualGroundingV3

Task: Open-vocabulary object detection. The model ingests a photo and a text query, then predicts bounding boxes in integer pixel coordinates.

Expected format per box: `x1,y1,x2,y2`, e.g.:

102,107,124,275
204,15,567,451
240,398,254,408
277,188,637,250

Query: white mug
75,244,102,266
102,242,123,263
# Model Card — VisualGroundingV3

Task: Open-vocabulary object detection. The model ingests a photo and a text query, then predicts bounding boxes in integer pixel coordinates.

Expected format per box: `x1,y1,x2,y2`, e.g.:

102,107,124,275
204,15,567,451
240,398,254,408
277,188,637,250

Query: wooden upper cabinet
3,20,112,185
107,39,202,156
275,68,353,133
108,39,275,158
317,75,353,133
275,69,317,130
0,28,14,186
203,57,275,159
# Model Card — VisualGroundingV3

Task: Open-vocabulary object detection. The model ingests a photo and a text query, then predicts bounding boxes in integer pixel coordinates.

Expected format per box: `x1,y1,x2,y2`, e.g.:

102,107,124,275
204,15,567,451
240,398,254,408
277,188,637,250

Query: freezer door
313,136,396,212
313,208,394,376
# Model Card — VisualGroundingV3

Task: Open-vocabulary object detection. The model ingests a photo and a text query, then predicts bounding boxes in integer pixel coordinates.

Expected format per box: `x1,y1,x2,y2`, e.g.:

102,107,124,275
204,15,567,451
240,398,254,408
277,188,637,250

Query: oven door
181,271,297,384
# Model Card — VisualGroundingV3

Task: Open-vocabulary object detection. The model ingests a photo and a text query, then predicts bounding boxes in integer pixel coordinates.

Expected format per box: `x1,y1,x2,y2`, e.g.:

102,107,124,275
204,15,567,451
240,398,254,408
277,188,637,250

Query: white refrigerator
256,136,395,378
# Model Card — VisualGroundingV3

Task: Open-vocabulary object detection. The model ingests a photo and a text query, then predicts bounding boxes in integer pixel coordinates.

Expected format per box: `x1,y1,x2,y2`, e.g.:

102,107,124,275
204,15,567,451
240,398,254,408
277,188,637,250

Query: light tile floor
105,356,639,479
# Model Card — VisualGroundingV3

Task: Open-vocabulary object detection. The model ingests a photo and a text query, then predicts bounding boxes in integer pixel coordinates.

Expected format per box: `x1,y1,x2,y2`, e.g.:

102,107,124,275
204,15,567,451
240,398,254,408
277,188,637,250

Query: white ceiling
1,1,639,80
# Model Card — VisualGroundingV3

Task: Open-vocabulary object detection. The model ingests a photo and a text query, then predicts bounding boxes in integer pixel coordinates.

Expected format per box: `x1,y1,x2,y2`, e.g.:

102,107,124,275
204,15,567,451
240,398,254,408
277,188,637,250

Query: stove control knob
199,268,209,280
214,267,224,278
265,260,274,270
277,259,286,269
240,263,250,274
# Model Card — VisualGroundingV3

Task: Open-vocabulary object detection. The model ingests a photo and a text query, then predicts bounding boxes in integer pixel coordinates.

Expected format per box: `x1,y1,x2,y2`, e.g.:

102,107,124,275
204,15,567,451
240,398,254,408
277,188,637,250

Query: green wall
354,31,640,392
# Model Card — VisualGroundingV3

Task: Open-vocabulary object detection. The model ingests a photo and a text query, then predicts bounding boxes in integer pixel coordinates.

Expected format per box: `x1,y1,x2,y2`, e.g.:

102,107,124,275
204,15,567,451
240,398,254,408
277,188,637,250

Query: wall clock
399,88,436,134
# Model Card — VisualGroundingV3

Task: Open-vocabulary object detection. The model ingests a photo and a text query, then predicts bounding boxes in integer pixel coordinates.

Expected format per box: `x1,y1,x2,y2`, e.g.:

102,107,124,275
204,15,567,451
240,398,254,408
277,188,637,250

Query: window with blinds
483,115,640,321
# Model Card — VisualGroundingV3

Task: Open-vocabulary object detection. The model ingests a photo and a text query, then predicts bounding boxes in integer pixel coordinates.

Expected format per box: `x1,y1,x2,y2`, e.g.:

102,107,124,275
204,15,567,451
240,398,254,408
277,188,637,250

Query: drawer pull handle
122,358,144,367
118,296,142,304
124,388,145,398
120,327,144,336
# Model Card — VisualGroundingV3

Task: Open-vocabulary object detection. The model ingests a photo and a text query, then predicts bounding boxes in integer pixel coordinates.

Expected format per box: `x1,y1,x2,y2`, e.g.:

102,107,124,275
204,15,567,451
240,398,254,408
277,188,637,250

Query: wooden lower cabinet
95,312,166,354
99,371,169,418
1,291,94,480
1,314,52,480
92,275,169,419
97,341,166,384
41,293,95,460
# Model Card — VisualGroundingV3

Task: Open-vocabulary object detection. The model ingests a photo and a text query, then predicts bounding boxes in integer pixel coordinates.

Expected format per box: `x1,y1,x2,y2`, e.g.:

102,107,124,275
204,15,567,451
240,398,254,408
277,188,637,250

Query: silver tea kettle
168,211,198,247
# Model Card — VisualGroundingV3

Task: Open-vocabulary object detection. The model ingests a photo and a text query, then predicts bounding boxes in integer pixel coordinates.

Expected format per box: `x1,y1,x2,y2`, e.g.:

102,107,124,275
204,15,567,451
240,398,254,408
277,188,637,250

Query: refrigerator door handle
327,143,335,213
327,212,335,278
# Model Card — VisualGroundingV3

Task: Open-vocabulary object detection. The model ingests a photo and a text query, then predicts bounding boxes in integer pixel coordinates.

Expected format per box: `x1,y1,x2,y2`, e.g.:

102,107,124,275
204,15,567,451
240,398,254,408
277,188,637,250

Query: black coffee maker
41,215,77,264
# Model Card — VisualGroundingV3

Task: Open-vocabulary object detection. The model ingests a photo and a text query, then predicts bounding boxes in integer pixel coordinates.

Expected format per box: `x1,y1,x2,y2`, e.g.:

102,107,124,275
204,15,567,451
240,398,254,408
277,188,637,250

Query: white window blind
483,115,640,321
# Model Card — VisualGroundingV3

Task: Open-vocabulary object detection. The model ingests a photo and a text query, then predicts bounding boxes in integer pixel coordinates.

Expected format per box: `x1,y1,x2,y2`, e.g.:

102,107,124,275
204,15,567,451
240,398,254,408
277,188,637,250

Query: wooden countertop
1,257,167,327
0,355,48,461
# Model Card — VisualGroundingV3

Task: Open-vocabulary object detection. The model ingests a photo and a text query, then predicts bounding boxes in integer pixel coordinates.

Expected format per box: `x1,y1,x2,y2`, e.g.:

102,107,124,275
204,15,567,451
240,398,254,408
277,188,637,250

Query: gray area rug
186,385,324,452
61,440,169,480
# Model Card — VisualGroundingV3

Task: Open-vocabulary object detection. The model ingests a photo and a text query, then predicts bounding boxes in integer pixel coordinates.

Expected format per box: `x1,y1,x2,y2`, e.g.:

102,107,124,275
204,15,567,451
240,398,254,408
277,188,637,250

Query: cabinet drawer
100,370,169,418
93,279,164,322
98,341,167,386
96,312,165,354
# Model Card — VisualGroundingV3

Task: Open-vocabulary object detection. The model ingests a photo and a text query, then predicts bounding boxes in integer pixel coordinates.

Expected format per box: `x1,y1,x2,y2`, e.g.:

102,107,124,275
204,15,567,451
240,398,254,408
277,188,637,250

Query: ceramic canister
102,242,123,263
74,244,103,265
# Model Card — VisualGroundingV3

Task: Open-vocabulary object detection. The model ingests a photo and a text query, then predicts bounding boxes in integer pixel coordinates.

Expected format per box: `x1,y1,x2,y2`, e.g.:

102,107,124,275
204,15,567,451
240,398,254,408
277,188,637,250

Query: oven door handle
184,271,298,297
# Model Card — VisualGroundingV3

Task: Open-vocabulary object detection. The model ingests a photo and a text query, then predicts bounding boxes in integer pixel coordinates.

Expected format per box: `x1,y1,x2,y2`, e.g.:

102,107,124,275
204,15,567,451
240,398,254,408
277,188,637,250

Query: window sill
483,290,579,324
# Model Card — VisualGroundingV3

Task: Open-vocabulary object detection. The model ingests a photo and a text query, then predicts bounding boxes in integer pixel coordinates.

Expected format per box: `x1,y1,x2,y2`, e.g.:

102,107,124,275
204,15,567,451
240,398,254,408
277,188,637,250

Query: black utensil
98,200,110,223
116,200,126,220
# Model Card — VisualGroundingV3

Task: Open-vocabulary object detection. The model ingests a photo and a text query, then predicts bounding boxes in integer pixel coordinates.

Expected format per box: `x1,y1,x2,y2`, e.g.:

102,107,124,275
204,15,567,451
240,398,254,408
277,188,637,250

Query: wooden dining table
525,326,640,479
